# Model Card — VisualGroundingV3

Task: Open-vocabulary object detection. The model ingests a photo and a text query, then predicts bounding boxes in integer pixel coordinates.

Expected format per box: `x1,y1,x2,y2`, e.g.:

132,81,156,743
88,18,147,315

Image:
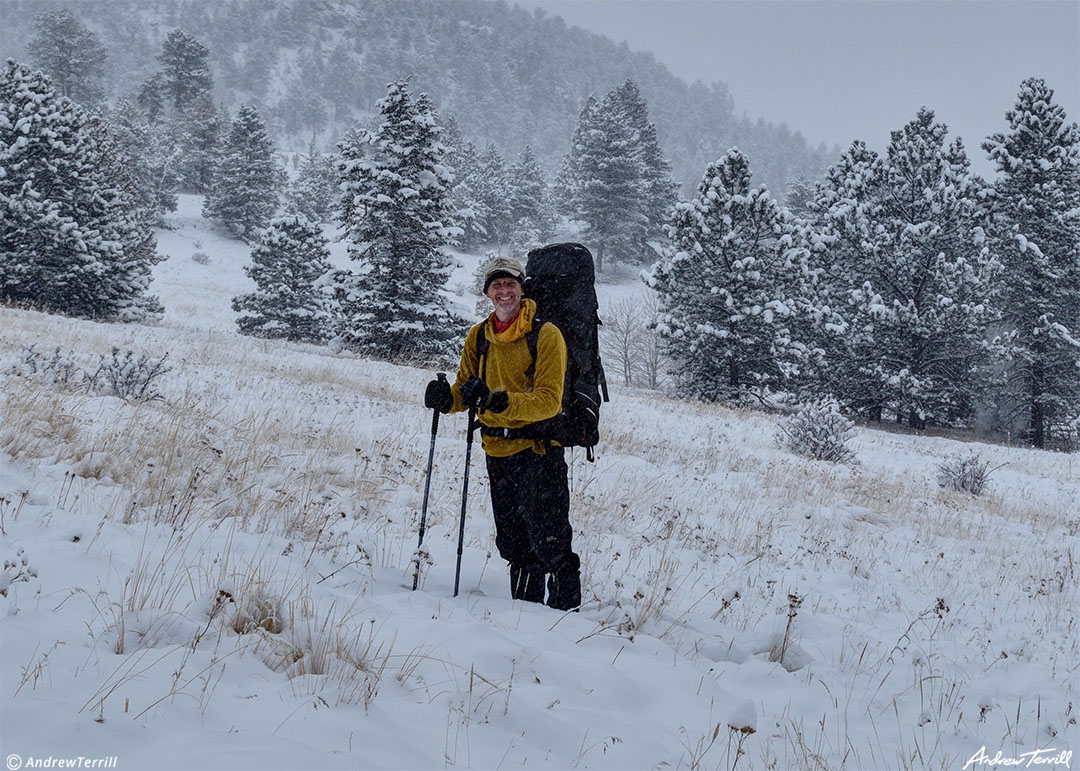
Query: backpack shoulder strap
523,320,545,381
475,322,490,381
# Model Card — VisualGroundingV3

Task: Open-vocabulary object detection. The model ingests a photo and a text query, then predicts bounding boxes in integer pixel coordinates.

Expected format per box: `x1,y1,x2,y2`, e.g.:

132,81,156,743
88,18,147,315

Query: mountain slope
0,0,834,194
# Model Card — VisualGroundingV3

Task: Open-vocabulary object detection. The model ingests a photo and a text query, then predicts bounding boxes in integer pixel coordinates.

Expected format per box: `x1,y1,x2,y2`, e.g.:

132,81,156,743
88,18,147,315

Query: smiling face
485,276,524,322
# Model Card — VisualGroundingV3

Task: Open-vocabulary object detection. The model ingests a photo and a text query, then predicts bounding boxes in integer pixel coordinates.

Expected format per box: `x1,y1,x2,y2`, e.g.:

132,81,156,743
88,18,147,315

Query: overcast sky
518,0,1080,176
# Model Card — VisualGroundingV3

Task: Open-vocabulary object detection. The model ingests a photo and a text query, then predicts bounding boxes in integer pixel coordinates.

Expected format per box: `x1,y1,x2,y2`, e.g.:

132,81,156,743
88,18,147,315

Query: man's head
482,256,525,294
482,256,525,321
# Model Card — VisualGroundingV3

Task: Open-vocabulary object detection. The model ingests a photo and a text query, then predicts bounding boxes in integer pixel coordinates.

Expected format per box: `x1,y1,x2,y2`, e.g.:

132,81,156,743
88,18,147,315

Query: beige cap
482,257,525,292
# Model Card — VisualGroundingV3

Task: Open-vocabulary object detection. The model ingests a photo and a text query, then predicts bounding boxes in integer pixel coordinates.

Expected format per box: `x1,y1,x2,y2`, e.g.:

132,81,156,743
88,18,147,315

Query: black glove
459,377,490,411
460,377,509,413
424,377,452,413
486,390,509,413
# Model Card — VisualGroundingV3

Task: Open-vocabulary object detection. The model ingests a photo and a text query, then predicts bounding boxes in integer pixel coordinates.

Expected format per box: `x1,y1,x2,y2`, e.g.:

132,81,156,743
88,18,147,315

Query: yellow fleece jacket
450,299,567,457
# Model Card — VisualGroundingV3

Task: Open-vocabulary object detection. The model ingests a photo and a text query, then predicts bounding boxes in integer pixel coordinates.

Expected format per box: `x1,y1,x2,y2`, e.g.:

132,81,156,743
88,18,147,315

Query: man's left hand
460,377,509,413
460,377,490,410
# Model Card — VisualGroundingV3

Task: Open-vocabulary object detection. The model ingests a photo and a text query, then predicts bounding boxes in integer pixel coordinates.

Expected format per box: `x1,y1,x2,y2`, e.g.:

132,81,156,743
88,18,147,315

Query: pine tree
232,213,331,342
611,80,678,252
983,78,1080,447
784,177,819,220
87,116,166,322
287,145,339,224
814,111,999,427
561,94,645,272
507,145,556,251
202,104,284,241
472,143,513,246
174,91,224,194
645,148,806,402
561,82,675,271
798,142,886,418
28,9,107,106
137,73,166,124
330,79,467,360
157,29,214,112
442,117,485,249
105,99,180,220
1,61,162,321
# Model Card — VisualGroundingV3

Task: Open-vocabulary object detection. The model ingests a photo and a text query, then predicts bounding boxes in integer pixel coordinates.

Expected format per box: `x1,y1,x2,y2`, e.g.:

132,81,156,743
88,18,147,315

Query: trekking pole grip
431,372,447,434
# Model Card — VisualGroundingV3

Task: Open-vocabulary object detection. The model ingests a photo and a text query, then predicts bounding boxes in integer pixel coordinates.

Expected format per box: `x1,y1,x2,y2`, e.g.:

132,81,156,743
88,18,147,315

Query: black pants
485,446,576,574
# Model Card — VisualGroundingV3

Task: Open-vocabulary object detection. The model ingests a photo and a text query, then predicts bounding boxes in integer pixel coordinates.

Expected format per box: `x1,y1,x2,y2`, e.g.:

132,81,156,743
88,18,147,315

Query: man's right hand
424,378,453,413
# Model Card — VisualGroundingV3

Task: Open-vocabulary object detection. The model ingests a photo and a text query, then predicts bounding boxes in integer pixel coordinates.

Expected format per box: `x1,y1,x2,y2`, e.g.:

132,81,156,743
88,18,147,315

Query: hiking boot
510,563,546,603
546,555,581,611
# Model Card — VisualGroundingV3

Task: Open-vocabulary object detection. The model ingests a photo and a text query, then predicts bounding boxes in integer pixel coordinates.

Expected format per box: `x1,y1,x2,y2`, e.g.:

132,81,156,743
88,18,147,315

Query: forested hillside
0,0,834,193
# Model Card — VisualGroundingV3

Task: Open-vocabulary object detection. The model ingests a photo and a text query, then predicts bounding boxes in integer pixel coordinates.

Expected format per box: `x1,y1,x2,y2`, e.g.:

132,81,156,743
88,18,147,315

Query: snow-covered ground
1,197,1076,771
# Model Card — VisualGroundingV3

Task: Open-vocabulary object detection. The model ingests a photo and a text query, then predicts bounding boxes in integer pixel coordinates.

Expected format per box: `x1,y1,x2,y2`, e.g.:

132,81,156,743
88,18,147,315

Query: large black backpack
477,243,609,460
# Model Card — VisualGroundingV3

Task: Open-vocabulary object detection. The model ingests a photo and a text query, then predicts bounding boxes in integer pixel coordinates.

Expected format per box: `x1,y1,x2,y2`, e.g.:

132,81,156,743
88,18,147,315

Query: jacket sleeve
449,324,481,414
502,322,566,423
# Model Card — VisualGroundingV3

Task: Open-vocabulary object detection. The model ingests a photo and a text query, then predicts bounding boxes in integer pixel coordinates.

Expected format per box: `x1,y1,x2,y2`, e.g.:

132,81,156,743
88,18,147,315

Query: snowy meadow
1,198,1077,770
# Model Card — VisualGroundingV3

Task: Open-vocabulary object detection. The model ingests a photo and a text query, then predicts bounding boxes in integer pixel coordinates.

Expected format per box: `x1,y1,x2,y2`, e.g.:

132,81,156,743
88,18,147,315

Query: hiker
424,256,582,610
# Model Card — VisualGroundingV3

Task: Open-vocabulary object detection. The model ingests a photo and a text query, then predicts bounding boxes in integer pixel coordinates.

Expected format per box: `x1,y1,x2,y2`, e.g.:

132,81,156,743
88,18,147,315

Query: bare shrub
8,345,171,403
85,347,171,402
936,452,1002,496
775,399,857,464
7,345,81,388
191,251,212,265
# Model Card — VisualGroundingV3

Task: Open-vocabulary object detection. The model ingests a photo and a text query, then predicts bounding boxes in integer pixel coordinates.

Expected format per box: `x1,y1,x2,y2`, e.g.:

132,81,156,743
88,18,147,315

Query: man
424,256,582,610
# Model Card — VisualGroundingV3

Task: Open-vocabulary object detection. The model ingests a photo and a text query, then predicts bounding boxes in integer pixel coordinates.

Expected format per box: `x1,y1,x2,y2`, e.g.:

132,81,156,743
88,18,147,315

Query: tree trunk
595,242,605,274
1031,399,1045,448
1030,361,1045,448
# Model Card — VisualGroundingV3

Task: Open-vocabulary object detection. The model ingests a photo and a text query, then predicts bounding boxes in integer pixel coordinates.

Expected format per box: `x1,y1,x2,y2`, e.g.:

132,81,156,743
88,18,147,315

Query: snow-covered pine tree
982,78,1080,448
174,91,224,194
287,145,339,224
813,111,998,427
232,213,331,342
137,73,166,124
611,80,678,254
0,61,163,321
784,177,819,220
561,94,647,273
507,145,556,252
157,29,214,112
87,115,165,322
645,148,806,402
105,99,180,220
28,9,107,106
441,116,484,248
799,142,887,419
202,104,284,241
330,79,467,361
471,143,513,246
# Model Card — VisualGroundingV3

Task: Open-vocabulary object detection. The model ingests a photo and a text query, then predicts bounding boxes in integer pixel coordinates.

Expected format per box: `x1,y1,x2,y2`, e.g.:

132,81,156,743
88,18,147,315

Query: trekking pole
413,372,447,591
453,407,478,598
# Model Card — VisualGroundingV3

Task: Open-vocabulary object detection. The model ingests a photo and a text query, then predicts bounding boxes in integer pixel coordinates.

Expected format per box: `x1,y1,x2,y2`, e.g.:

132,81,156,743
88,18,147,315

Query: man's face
485,276,523,316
